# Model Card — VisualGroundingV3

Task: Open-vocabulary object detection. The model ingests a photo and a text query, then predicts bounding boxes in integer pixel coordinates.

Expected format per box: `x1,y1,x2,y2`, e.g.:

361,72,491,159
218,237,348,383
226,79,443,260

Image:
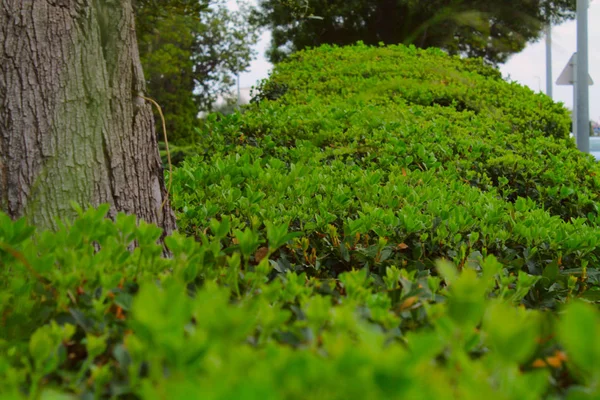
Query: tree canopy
193,2,260,111
134,0,259,143
255,0,576,65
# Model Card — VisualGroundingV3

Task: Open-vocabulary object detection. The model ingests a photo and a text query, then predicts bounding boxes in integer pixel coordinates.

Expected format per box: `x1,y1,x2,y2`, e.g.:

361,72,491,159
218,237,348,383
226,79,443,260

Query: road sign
556,53,593,86
556,52,593,146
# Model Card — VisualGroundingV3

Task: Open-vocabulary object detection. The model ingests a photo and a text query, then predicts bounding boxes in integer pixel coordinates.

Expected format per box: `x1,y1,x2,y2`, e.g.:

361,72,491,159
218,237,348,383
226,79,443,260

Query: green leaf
483,301,539,364
444,267,487,329
85,333,108,359
210,217,231,239
234,228,262,259
436,259,458,286
542,261,559,287
558,302,600,377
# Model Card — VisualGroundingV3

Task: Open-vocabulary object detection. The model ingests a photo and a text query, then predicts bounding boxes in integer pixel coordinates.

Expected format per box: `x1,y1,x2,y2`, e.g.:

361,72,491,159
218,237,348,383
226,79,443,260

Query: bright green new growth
2,43,600,398
176,43,600,279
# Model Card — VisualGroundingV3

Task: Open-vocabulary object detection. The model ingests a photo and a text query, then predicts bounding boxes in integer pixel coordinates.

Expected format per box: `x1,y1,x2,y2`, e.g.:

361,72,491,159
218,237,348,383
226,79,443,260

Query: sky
234,1,600,120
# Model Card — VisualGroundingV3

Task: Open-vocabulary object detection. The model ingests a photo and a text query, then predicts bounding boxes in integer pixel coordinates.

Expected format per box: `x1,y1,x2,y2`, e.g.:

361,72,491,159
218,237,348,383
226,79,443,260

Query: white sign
556,53,594,85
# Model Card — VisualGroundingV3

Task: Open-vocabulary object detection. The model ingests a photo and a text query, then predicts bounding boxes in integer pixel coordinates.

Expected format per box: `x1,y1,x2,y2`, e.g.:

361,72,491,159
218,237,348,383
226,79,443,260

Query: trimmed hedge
175,43,600,287
2,43,600,399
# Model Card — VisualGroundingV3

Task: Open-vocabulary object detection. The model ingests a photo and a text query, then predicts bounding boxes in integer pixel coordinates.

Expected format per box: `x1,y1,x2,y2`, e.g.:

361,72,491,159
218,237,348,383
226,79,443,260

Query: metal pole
576,0,590,153
545,25,553,98
237,73,241,109
573,54,578,140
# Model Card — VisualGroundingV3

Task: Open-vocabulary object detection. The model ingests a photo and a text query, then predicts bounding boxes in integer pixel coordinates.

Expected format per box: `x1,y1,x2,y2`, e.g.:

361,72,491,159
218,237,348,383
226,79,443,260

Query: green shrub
3,43,600,398
174,43,600,291
2,208,600,399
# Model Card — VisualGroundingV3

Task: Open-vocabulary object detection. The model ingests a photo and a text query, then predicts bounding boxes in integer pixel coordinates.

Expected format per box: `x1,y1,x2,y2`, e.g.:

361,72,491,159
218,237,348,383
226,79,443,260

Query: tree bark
0,0,176,234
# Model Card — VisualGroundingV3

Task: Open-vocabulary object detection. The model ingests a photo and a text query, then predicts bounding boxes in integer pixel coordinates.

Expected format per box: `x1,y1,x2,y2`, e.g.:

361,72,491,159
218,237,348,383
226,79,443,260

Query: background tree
255,0,576,65
135,0,259,143
133,0,209,38
193,1,260,111
136,12,201,143
0,0,176,232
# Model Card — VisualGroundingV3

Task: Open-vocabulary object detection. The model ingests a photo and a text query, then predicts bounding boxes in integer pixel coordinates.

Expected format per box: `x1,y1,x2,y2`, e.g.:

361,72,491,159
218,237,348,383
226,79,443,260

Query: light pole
576,0,590,152
534,76,542,92
545,25,553,98
237,73,241,109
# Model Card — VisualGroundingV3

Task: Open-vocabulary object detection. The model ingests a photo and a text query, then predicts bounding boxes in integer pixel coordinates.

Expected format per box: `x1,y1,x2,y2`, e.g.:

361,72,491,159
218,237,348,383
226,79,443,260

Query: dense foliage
3,43,600,398
255,0,576,64
135,0,259,143
137,12,199,143
193,1,260,111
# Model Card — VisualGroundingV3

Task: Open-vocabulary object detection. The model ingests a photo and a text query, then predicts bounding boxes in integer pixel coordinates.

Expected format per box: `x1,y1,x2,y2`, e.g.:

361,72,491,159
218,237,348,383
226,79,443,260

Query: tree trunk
0,0,176,234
